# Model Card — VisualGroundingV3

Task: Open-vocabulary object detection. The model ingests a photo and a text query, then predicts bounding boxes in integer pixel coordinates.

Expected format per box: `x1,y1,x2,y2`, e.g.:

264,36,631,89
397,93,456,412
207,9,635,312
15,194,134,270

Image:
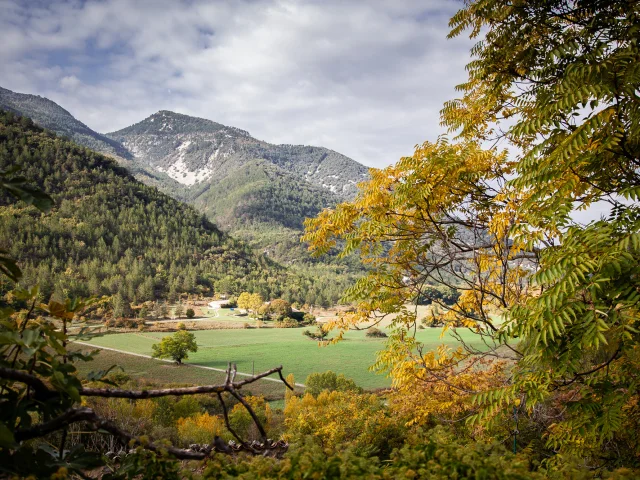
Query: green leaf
0,421,16,448
0,251,21,282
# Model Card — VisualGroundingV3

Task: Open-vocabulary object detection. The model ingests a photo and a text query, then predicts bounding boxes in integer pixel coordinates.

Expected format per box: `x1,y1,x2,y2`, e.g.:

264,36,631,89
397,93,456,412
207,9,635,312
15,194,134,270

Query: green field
70,345,291,400
77,327,480,390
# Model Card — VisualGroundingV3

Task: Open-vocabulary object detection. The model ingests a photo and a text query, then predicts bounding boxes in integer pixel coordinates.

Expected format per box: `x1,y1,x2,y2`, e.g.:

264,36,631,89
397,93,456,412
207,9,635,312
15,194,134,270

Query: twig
14,408,207,460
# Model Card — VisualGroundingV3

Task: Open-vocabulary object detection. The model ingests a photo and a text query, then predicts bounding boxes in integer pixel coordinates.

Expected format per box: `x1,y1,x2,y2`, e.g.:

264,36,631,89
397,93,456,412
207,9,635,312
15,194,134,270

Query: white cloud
59,74,80,90
0,0,475,168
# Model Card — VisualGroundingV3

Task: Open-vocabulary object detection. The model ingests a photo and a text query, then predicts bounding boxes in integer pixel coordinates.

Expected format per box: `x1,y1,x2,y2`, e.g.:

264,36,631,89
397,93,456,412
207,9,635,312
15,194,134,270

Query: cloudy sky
0,0,474,168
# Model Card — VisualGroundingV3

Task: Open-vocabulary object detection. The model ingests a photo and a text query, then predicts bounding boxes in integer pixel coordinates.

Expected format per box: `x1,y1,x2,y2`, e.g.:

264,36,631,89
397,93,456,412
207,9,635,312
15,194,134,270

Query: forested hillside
192,160,336,231
0,87,131,160
0,94,369,266
0,111,355,306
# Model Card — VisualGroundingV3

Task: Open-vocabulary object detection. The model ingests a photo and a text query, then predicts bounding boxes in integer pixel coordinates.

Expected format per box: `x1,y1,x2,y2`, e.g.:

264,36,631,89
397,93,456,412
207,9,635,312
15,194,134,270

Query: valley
1,1,635,475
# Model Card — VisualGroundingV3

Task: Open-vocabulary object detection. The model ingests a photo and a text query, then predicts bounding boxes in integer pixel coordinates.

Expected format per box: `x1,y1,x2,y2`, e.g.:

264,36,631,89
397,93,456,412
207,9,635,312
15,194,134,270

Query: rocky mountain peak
112,110,251,138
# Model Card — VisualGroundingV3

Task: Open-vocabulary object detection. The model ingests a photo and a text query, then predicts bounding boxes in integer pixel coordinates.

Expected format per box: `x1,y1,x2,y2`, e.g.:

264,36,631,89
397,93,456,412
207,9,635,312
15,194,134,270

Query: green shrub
303,326,328,340
305,371,362,397
201,427,546,479
365,327,387,338
185,308,195,319
275,317,299,328
302,313,316,325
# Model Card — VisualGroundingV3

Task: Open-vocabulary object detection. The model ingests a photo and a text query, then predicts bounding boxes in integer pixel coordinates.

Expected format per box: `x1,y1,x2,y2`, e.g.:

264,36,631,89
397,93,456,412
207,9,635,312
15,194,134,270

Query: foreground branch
3,363,294,459
15,407,208,460
0,365,293,400
0,366,58,400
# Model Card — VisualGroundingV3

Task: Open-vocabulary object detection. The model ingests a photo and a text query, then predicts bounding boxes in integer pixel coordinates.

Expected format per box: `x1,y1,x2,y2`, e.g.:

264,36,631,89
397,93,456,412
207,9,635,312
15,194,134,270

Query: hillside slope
0,110,355,306
0,87,131,160
107,110,369,263
0,87,368,267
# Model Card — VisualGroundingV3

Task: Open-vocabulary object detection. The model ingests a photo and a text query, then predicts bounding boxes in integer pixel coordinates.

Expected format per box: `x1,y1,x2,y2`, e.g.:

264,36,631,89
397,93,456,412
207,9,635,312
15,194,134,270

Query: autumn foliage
303,0,640,470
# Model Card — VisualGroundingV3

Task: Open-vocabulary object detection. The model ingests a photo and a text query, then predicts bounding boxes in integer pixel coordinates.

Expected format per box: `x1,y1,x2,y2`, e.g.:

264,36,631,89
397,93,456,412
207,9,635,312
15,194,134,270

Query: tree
443,0,640,460
304,138,518,421
186,308,195,319
111,291,127,319
237,292,251,310
304,0,640,465
267,298,291,320
237,292,263,315
174,302,184,319
156,302,169,319
248,293,263,313
151,330,198,364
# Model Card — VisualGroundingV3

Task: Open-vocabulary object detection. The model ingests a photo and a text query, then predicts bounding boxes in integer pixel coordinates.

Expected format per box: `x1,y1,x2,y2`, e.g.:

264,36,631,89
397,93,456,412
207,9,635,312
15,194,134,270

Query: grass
77,327,481,390
70,345,291,400
194,308,256,323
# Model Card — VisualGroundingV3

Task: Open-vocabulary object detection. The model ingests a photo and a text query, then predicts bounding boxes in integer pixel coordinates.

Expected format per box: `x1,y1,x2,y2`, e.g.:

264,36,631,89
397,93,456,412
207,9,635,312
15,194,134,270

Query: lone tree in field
152,330,198,364
186,308,195,319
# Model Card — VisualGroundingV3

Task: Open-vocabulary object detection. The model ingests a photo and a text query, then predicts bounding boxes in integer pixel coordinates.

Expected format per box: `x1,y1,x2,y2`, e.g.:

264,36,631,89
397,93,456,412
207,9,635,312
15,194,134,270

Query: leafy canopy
151,330,198,364
304,0,640,465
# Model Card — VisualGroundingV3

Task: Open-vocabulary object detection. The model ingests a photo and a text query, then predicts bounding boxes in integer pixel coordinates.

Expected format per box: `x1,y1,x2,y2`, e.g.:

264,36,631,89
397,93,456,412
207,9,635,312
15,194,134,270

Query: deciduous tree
304,0,640,465
444,0,640,460
152,331,198,364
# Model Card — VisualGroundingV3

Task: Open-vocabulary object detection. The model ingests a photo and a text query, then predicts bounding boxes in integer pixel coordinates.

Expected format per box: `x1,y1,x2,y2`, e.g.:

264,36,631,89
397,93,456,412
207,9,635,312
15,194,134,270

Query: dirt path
72,340,306,387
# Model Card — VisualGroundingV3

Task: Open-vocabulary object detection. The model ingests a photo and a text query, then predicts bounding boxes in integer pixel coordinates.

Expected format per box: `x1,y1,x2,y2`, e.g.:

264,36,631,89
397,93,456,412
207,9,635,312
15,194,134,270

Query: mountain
106,110,368,199
0,87,368,265
0,109,356,307
192,159,337,231
106,110,369,262
0,86,131,160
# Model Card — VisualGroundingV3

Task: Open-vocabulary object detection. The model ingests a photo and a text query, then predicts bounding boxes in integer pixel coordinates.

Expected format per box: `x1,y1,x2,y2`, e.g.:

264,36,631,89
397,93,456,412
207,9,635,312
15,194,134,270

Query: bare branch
0,365,292,399
1,363,294,457
14,407,208,460
0,366,57,401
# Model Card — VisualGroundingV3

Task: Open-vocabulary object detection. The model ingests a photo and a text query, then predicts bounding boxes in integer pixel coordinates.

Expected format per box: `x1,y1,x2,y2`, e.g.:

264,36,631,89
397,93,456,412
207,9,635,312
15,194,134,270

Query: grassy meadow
76,326,481,390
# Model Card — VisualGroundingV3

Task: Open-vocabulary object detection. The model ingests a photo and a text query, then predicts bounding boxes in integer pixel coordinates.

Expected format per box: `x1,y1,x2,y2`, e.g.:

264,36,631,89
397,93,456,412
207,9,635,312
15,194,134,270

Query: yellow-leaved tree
304,0,640,467
304,138,529,427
